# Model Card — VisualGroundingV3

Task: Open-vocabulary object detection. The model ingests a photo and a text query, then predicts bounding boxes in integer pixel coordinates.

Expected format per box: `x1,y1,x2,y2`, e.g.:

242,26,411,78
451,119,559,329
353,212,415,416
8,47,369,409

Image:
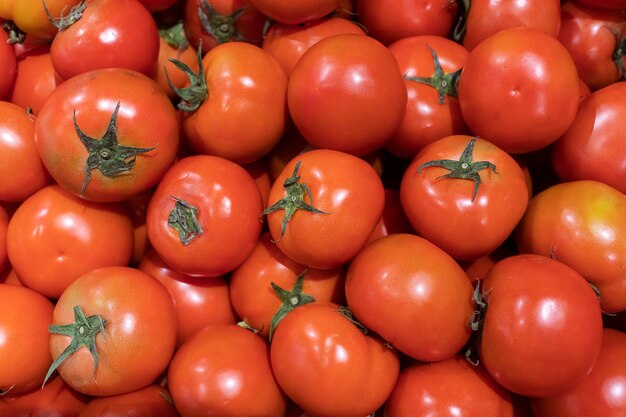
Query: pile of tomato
0,0,625,415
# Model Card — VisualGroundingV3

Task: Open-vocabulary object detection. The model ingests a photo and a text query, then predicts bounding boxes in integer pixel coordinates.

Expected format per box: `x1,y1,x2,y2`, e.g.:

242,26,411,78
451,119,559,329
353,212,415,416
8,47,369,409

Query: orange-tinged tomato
79,384,179,417
0,0,83,40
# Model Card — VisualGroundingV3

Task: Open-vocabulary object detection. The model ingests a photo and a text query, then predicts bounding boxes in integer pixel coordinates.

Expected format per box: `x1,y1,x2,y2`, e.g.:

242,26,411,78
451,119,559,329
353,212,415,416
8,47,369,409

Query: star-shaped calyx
417,137,497,202
168,196,204,245
403,44,462,105
197,0,250,44
74,101,157,195
269,271,316,341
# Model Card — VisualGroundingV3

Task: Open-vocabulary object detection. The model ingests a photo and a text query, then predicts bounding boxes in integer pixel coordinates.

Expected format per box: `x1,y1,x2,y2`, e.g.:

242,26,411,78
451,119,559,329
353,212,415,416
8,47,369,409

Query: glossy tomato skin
516,180,626,313
400,135,529,260
0,284,54,394
6,184,134,299
265,149,385,270
50,266,177,396
50,0,159,80
384,355,514,417
287,34,407,156
458,27,580,154
146,155,263,277
479,254,603,397
250,0,342,24
531,328,626,417
552,81,626,194
79,384,180,417
271,302,400,417
0,206,8,273
152,25,199,100
0,25,16,99
346,233,474,362
0,0,82,40
168,324,287,417
35,68,180,202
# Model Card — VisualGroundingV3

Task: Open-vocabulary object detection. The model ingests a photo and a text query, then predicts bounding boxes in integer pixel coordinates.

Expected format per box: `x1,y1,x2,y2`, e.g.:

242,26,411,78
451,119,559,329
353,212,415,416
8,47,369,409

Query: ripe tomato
264,149,385,269
384,355,514,417
168,324,287,417
400,135,529,260
576,0,626,9
0,0,82,40
287,33,407,156
79,384,179,417
0,206,8,273
345,233,474,362
479,254,603,397
270,302,400,417
146,155,263,277
35,68,180,202
49,0,159,80
138,0,178,12
250,0,342,24
365,189,413,243
516,180,626,313
458,27,580,153
48,266,177,396
0,24,16,99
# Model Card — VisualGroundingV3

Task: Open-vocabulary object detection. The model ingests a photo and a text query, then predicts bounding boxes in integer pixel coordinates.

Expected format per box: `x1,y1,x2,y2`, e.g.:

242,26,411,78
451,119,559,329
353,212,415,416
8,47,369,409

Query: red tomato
0,0,82,40
146,155,263,277
576,0,626,9
48,266,177,396
271,302,400,417
0,24,16,99
250,0,342,24
400,135,529,260
137,0,178,12
346,233,474,362
79,384,179,417
35,68,180,202
49,0,159,80
365,189,413,244
458,27,580,153
479,254,604,397
139,249,237,346
0,206,8,273
6,184,134,299
384,355,514,417
264,149,385,269
287,33,407,156
125,188,154,266
168,324,287,417
552,81,626,194
243,159,272,207
386,35,469,159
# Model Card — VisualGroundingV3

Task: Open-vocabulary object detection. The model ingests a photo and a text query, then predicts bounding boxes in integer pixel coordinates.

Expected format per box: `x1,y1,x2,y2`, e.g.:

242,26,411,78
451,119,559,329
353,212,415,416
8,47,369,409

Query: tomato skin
50,266,177,396
0,206,8,274
287,34,407,156
79,384,179,417
250,0,342,24
168,324,287,417
479,254,603,397
146,155,263,277
552,81,626,194
400,135,529,260
0,25,16,100
0,0,82,40
152,27,199,100
137,0,178,12
516,180,626,313
271,302,400,417
265,149,385,270
365,189,413,244
576,0,626,9
458,27,580,154
384,355,514,417
35,68,180,202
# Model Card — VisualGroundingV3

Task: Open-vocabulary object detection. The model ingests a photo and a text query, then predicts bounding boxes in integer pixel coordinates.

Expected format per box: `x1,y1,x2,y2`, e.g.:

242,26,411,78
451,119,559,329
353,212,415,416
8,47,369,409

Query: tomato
262,17,366,76
173,41,288,164
552,81,626,194
355,0,458,45
559,1,626,91
0,0,82,40
365,189,413,243
48,266,177,396
384,355,514,417
516,180,626,313
139,249,237,346
250,0,343,24
458,0,561,51
6,184,134,299
0,101,50,202
146,154,263,277
478,254,603,397
0,284,54,394
271,302,399,417
386,35,469,159
287,33,407,156
49,0,159,80
530,328,626,416
400,135,529,260
458,27,580,154
576,0,626,9
125,188,154,266
264,149,385,269
0,206,8,274
230,232,345,338
345,233,474,361
0,24,16,99
79,384,179,417
243,159,272,207
35,68,180,202
168,324,287,417
138,0,178,12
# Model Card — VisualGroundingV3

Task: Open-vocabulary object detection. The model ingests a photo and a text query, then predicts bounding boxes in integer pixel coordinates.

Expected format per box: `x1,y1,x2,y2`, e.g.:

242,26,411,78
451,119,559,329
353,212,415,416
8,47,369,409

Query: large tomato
0,0,82,40
250,0,342,24
35,68,180,202
48,266,177,396
146,154,263,277
270,302,400,417
458,27,580,153
0,24,16,99
0,206,8,273
263,149,385,269
478,254,604,397
79,384,180,417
